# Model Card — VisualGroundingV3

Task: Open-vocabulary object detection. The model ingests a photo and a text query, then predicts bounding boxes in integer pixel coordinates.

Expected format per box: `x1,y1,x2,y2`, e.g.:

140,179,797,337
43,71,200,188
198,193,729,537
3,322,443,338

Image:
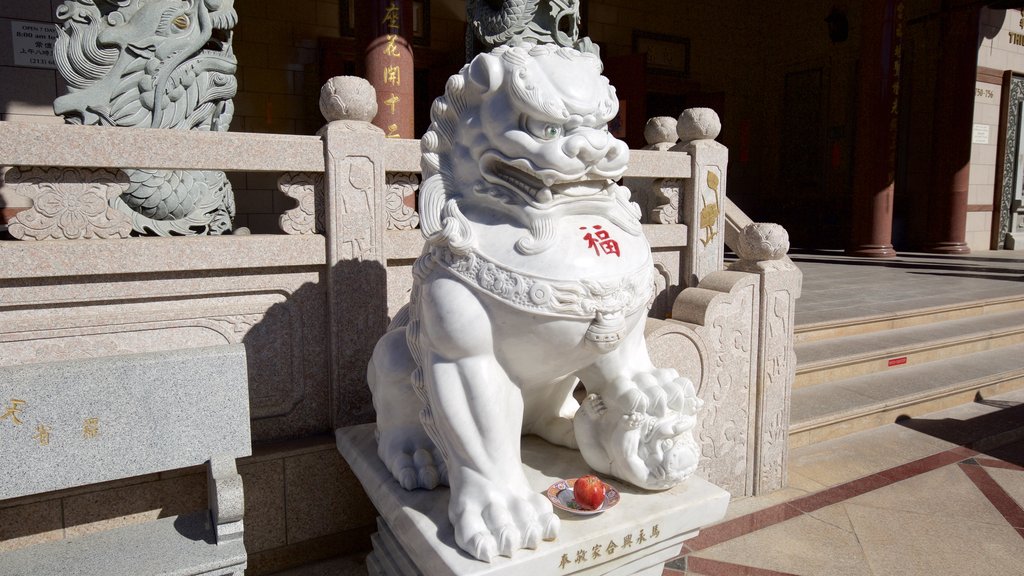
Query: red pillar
925,3,979,254
360,0,415,139
848,0,904,257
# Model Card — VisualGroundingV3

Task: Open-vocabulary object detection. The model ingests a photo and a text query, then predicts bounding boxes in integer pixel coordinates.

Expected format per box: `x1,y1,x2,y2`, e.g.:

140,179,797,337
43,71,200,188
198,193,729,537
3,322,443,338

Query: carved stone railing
629,109,802,496
0,78,798,498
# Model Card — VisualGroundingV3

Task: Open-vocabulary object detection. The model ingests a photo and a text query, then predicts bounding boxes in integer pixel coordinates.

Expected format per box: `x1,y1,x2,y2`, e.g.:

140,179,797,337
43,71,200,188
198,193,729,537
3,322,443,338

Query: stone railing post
318,77,390,427
627,116,680,224
729,223,802,494
672,108,728,289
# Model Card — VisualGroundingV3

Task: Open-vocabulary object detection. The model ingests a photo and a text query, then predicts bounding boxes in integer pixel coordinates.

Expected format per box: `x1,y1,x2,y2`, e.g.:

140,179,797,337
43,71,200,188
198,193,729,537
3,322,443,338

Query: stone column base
337,424,730,576
846,243,897,258
1004,232,1024,250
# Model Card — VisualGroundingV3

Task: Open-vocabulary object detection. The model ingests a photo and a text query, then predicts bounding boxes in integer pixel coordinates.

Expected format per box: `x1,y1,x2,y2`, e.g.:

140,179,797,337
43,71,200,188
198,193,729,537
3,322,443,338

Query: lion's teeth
535,188,553,203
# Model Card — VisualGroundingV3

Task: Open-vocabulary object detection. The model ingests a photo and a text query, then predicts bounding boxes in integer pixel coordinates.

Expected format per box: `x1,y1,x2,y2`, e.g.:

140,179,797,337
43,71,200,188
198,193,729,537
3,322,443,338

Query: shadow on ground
897,394,1024,467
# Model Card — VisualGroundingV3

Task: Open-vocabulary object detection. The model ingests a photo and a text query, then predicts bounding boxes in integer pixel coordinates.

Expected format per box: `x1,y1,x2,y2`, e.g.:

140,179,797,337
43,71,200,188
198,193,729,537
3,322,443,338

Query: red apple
573,475,606,510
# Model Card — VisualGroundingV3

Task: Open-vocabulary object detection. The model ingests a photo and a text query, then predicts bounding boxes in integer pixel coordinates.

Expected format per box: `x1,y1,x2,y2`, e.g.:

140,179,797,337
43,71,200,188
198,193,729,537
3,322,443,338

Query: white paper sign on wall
972,123,991,145
11,20,58,70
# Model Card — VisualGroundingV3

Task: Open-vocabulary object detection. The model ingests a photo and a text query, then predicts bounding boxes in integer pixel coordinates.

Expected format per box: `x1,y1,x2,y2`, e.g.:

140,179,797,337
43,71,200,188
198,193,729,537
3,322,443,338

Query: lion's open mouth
482,153,615,207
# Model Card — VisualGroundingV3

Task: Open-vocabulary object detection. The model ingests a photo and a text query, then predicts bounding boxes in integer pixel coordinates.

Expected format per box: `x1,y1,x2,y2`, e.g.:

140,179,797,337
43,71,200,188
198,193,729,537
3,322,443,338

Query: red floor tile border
683,503,802,552
975,457,1024,472
958,462,1024,531
787,471,892,513
686,557,802,576
877,445,978,482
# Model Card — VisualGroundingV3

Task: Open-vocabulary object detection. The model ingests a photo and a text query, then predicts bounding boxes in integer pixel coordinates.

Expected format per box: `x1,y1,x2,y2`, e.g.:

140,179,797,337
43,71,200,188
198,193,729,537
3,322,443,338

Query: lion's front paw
609,369,695,417
451,474,559,562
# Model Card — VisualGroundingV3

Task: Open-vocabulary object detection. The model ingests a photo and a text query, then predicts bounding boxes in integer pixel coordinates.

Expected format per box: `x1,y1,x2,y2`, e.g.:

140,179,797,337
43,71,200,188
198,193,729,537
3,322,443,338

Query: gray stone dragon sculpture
53,0,241,235
466,0,596,58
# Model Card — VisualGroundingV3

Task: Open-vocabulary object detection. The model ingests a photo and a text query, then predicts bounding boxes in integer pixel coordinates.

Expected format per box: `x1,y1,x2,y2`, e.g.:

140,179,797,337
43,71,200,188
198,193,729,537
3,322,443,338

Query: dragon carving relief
52,0,241,236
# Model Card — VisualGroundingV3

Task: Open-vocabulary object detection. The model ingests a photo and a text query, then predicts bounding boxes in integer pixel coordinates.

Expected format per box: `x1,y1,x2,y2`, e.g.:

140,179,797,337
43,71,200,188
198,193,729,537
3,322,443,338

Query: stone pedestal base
1005,232,1024,250
336,424,730,576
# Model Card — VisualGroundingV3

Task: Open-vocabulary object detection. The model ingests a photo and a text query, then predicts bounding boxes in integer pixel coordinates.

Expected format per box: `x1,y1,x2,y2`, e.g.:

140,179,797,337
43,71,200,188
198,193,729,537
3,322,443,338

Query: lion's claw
497,525,521,557
464,532,498,563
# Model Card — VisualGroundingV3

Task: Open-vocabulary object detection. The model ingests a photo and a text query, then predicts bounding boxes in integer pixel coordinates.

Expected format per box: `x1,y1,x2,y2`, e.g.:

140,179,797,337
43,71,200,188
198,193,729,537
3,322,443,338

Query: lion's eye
525,117,563,141
172,14,190,29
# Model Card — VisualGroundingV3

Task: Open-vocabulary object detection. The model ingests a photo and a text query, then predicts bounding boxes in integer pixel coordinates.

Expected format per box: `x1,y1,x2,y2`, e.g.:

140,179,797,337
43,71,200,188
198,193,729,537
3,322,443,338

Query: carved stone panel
673,111,729,289
321,121,389,427
0,274,331,443
731,255,802,494
6,167,132,240
756,289,794,490
279,172,325,235
385,172,420,231
670,271,759,496
651,178,681,224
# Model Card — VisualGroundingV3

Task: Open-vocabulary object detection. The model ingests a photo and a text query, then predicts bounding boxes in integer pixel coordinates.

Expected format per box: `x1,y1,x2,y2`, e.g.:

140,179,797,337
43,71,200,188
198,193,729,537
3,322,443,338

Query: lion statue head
420,43,642,256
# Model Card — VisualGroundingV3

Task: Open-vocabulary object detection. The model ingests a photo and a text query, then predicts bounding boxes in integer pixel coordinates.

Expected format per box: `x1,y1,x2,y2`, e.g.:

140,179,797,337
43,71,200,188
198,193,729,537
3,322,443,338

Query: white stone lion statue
368,43,702,562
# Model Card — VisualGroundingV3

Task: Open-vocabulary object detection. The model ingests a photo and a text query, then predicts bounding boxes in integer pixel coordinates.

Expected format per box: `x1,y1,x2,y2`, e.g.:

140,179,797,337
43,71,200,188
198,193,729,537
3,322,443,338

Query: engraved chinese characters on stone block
0,346,251,500
364,43,705,562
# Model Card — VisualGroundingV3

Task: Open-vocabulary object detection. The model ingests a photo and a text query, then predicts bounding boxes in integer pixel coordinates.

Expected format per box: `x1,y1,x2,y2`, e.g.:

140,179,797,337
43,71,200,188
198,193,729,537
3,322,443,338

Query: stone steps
794,309,1024,389
789,295,1024,448
794,294,1024,344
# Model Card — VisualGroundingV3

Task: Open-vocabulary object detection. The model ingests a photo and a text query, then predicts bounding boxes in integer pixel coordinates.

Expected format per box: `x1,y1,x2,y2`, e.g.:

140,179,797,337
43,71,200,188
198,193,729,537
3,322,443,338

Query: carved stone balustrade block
730,223,802,493
278,172,325,235
320,119,388,428
670,271,760,496
651,178,681,224
626,117,682,224
673,108,728,288
644,116,679,151
735,222,791,262
320,76,378,123
384,173,420,231
6,167,132,240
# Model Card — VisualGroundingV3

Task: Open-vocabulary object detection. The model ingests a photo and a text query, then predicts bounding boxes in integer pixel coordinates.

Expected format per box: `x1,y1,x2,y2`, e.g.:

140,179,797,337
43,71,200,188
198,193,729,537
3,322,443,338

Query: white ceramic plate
546,478,621,515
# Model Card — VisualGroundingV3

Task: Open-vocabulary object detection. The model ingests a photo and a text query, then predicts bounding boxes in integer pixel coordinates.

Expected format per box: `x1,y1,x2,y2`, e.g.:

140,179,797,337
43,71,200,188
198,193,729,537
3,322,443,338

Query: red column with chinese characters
847,0,903,257
362,0,415,139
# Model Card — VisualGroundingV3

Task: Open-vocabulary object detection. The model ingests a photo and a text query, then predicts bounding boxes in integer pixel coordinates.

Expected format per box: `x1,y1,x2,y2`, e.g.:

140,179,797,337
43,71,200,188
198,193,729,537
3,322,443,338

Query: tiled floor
666,388,1024,576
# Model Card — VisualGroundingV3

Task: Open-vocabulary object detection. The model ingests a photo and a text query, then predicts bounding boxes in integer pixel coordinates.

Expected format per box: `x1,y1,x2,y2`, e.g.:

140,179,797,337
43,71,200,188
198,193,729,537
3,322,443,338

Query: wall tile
284,448,376,544
0,499,63,553
239,459,287,553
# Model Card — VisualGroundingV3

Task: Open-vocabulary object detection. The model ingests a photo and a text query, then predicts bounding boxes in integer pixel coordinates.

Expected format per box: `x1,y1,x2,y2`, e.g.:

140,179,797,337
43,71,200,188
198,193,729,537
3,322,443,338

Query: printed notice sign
11,20,59,69
972,124,990,145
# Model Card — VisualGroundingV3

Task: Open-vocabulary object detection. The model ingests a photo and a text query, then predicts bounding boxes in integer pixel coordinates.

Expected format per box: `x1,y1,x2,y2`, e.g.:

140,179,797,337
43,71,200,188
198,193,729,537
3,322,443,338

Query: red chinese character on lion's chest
580,225,621,257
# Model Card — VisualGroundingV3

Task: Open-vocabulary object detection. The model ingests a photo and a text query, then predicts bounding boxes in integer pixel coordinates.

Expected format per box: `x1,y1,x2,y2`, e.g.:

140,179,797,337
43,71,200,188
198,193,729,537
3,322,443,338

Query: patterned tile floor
665,389,1024,576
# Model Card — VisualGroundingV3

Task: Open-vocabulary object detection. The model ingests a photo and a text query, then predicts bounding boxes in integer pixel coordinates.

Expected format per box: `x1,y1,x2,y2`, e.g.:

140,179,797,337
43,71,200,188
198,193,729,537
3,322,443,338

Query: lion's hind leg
368,328,447,490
